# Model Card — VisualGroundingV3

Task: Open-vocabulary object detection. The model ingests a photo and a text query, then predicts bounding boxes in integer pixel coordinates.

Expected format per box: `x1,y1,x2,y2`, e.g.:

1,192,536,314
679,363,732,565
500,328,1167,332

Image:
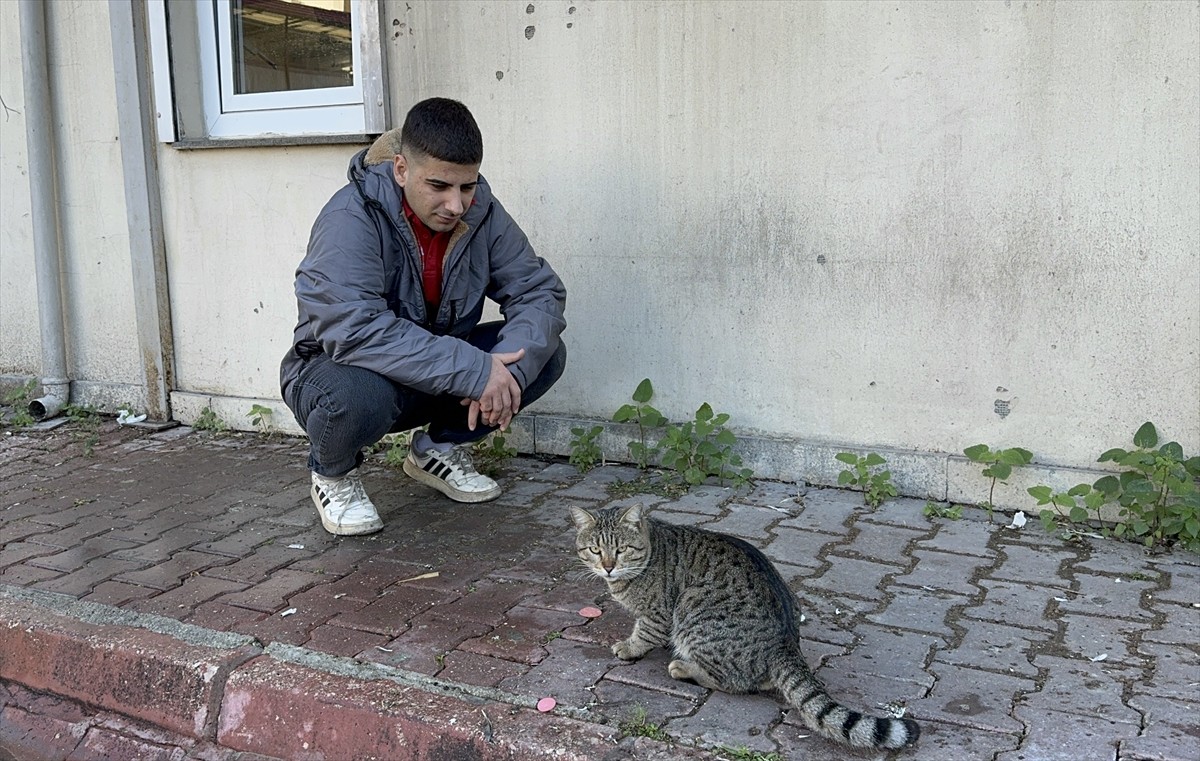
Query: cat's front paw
612,639,647,661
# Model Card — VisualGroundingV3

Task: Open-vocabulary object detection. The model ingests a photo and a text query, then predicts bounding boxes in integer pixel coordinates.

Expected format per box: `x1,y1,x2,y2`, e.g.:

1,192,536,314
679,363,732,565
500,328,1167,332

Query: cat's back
649,518,801,632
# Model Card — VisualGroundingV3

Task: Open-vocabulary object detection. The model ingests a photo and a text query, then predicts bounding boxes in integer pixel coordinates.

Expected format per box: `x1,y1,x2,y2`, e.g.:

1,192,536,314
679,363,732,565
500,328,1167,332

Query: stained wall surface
2,1,1197,472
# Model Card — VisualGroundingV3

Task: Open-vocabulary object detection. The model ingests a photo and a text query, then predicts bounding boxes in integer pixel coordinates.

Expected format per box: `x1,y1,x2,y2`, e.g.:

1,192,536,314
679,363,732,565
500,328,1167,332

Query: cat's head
570,504,651,582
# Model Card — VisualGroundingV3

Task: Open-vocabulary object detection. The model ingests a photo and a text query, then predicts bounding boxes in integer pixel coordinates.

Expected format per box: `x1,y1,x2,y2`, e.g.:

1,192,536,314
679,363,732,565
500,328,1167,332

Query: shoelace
324,476,370,526
440,446,475,474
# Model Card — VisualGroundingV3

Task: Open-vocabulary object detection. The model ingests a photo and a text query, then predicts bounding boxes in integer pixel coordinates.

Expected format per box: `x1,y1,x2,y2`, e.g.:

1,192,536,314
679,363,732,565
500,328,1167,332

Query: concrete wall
391,0,1198,469
3,1,1197,496
0,0,144,408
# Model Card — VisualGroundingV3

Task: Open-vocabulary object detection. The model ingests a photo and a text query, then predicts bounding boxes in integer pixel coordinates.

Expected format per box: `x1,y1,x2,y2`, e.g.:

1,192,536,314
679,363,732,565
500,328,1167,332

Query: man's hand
462,348,525,431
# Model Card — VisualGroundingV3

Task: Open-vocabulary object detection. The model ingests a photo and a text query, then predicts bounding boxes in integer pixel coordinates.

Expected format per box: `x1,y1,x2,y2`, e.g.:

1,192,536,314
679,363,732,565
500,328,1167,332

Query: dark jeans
284,322,567,477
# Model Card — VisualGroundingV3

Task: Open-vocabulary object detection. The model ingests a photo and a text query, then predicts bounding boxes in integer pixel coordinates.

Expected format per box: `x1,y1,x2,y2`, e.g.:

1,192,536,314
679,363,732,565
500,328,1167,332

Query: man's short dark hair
400,98,483,166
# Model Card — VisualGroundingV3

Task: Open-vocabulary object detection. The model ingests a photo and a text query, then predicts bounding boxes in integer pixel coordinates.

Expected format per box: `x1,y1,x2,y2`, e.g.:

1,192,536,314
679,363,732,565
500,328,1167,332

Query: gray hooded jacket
280,146,566,402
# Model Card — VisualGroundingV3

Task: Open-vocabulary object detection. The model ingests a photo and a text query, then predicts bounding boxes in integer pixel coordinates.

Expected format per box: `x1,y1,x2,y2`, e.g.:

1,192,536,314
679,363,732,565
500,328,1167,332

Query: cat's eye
588,547,601,555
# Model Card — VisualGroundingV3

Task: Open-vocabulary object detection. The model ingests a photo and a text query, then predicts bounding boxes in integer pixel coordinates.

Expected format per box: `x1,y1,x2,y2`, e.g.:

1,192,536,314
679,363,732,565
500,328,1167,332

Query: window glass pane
230,0,353,94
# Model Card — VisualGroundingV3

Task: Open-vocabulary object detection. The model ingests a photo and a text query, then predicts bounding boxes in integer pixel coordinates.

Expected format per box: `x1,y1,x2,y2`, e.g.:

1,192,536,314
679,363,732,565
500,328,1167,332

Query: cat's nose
602,559,616,573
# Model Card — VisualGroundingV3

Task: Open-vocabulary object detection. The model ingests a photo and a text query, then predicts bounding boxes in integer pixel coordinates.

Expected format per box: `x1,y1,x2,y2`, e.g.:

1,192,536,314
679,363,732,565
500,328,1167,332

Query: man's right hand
462,348,525,431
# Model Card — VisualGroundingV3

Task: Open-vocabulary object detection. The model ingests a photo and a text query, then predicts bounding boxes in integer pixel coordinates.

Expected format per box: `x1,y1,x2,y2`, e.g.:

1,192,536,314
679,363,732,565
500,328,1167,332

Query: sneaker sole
310,485,384,536
403,457,502,503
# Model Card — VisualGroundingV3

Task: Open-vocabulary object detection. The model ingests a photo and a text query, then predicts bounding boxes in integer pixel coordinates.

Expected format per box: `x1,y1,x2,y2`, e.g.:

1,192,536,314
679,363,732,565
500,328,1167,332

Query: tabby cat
571,503,920,751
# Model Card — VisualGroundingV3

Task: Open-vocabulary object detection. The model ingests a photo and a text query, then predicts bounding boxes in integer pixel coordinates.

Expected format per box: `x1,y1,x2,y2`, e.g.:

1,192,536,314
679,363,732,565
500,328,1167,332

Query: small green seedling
247,403,274,435
923,501,963,520
473,430,518,476
612,378,667,469
963,444,1033,519
659,402,752,487
569,425,605,472
194,406,229,433
836,451,898,508
1030,422,1199,551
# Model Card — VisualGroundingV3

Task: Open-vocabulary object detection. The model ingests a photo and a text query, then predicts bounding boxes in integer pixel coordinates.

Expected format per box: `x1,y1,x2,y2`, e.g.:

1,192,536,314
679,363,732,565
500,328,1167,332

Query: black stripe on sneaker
424,460,452,479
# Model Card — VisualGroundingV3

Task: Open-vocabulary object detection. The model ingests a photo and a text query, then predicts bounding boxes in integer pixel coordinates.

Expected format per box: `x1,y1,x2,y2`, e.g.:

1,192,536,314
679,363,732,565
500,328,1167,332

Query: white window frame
149,0,388,142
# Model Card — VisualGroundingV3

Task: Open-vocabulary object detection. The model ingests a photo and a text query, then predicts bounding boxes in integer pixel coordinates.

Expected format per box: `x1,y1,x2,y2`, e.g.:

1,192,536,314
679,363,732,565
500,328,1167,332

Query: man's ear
392,154,408,187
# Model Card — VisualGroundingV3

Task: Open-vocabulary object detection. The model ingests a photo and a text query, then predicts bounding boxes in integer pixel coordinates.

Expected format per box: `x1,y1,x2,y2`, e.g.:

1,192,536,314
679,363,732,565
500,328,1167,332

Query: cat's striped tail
771,656,920,750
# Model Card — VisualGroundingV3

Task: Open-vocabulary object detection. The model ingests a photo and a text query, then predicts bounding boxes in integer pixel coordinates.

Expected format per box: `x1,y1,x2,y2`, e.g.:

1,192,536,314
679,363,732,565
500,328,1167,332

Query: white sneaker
403,444,501,503
310,470,384,535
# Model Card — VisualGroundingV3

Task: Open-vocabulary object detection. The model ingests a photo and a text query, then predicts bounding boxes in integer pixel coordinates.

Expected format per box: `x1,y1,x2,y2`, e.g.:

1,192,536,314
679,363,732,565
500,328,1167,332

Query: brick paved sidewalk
0,420,1196,760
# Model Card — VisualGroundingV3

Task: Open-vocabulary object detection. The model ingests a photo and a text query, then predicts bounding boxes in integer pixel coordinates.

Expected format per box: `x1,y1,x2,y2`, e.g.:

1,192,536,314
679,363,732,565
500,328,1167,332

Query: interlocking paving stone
933,622,1044,678
1060,613,1150,665
190,523,299,558
1073,538,1157,575
216,569,326,613
996,706,1126,761
0,564,62,587
0,518,55,544
127,575,250,618
112,550,234,591
3,426,1199,761
436,579,536,623
649,509,712,527
736,479,805,507
22,515,128,548
987,543,1079,584
890,547,993,596
437,649,530,688
498,637,618,709
1140,605,1200,646
1123,693,1200,761
602,650,709,701
81,580,158,606
329,584,458,637
1148,561,1199,606
29,556,147,597
917,516,998,557
590,679,698,727
26,536,140,573
302,623,391,658
655,485,737,517
700,502,779,539
805,556,899,602
664,690,782,753
823,624,941,684
963,580,1060,631
866,586,969,637
182,601,267,632
200,549,298,584
778,489,863,535
107,527,220,563
764,526,842,569
459,605,584,666
1023,656,1141,724
360,608,493,674
1136,641,1200,701
859,496,940,530
908,662,1036,733
0,704,90,761
1055,573,1158,621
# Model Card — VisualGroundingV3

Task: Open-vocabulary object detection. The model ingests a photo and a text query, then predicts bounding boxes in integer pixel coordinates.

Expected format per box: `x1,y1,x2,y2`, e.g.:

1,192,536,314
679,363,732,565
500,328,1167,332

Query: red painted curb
0,589,719,760
218,656,619,760
0,594,256,741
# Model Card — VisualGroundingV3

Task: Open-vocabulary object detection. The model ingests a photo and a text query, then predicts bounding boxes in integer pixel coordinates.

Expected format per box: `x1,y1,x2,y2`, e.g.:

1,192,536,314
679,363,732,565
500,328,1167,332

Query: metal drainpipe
19,0,70,420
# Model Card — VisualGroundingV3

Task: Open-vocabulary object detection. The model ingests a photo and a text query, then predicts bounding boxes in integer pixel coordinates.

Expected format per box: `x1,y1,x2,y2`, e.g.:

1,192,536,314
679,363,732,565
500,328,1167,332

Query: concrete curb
0,586,715,760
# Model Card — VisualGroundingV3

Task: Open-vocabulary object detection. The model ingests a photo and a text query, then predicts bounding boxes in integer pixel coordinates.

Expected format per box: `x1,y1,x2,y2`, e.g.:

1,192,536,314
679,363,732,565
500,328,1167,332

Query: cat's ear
617,502,645,527
569,506,596,531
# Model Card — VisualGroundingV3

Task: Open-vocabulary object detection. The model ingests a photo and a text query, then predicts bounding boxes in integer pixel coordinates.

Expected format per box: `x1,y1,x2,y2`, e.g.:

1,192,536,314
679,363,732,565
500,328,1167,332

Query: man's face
393,152,480,232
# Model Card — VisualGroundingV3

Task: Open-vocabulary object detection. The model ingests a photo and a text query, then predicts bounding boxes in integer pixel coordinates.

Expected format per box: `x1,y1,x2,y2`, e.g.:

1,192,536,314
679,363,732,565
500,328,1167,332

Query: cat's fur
571,503,919,751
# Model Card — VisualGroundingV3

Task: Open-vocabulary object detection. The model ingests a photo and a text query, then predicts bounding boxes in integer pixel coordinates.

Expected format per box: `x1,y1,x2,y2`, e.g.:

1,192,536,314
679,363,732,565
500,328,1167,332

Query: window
150,0,388,142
